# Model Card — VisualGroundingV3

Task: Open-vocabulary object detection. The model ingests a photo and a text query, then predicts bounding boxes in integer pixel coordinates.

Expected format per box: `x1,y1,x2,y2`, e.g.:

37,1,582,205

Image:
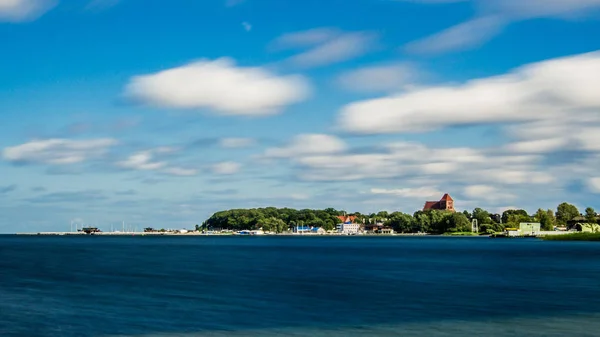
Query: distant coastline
21,196,600,240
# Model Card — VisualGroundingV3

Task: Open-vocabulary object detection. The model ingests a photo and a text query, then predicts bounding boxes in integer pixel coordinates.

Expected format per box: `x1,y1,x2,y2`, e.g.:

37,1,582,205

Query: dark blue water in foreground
2,235,600,336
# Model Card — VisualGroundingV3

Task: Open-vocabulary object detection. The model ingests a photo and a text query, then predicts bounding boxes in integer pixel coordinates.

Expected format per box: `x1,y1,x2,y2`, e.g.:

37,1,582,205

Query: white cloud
290,193,310,200
270,27,341,50
480,0,600,19
404,16,505,54
338,51,600,134
337,63,420,93
261,135,556,209
125,58,311,116
242,21,252,32
590,178,600,193
220,138,256,148
118,147,198,176
371,187,442,199
401,0,600,54
117,151,166,171
271,28,378,68
505,138,569,154
264,134,347,158
163,167,198,177
212,161,241,175
0,0,55,22
464,185,516,202
2,138,117,165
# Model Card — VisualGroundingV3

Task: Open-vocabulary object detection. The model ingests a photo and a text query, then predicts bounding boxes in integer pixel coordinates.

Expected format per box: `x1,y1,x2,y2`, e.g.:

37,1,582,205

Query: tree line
200,203,597,234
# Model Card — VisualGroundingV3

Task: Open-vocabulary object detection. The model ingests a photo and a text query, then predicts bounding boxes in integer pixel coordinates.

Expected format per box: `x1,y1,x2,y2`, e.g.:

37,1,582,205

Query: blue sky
2,0,600,232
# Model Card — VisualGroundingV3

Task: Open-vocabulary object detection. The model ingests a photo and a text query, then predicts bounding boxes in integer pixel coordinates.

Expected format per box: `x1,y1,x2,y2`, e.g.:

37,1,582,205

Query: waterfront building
311,227,326,234
519,222,541,235
293,225,311,233
338,223,360,234
572,223,600,233
79,227,101,234
423,194,455,212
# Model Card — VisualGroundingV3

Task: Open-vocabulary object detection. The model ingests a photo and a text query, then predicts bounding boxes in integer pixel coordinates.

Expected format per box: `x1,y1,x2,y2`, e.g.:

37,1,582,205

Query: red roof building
337,215,357,224
423,194,455,212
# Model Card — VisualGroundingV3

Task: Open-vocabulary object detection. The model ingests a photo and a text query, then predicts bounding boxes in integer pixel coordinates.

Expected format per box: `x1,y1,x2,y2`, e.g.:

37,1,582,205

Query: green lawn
542,232,600,241
442,232,478,236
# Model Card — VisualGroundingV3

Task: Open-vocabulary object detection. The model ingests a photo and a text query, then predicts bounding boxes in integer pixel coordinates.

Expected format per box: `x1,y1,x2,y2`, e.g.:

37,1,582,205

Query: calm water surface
1,235,600,336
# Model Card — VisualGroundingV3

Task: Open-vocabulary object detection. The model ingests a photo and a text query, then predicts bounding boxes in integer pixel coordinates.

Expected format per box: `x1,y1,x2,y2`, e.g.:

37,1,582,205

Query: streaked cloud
590,178,600,193
212,161,241,175
242,21,252,32
26,190,108,204
270,28,339,51
117,147,198,177
338,51,600,134
401,0,600,54
271,28,378,68
263,134,347,158
336,63,420,93
404,16,504,54
0,0,56,22
163,167,198,177
2,138,118,165
220,138,257,148
125,58,311,116
117,151,167,171
371,187,442,199
464,185,516,202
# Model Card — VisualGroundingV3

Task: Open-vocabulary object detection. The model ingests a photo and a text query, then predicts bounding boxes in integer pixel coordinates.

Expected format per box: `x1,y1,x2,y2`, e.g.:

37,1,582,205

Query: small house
311,227,326,234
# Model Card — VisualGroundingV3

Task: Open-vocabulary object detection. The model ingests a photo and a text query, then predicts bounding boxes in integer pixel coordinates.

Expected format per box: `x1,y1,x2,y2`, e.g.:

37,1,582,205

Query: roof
440,193,453,201
423,201,438,210
574,223,600,233
337,215,357,223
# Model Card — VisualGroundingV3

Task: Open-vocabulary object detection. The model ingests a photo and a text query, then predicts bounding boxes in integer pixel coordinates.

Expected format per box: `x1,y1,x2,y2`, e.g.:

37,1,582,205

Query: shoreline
12,232,439,237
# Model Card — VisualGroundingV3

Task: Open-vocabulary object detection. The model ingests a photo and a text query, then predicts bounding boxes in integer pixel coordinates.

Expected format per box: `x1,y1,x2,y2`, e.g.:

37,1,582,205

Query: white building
338,223,360,234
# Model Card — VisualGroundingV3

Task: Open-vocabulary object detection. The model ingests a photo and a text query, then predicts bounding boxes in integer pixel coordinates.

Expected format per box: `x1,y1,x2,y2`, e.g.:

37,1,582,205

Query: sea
2,235,600,337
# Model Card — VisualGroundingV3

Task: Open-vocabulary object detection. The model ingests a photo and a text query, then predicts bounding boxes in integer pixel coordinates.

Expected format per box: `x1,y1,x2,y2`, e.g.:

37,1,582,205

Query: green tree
546,209,556,229
535,208,554,231
556,202,580,226
413,211,431,233
585,207,597,225
376,211,389,220
323,219,335,232
386,213,414,233
502,209,529,224
480,222,504,234
272,218,288,233
449,212,472,232
472,208,491,225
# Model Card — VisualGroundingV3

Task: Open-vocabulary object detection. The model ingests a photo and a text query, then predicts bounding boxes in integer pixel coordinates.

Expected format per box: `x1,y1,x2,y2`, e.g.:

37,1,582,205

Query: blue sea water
1,235,600,337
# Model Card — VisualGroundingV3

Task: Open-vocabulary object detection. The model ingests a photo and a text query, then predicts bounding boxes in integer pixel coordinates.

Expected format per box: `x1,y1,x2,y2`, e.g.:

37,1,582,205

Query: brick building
423,194,455,212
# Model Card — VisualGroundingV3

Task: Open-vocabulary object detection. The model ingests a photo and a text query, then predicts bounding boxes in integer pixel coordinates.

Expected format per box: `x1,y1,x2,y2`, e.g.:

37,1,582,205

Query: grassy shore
542,232,600,241
442,232,478,236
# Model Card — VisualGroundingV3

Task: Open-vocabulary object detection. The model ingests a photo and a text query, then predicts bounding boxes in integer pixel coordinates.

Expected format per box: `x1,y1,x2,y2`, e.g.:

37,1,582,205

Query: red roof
423,201,438,211
423,194,454,211
440,193,453,201
337,215,357,223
